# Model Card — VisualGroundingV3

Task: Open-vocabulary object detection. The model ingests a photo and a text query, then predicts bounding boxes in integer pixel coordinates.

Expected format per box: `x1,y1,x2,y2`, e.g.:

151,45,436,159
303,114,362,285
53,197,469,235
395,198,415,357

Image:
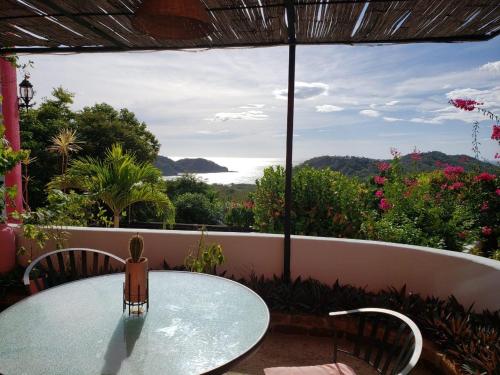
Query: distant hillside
155,156,228,176
301,151,499,179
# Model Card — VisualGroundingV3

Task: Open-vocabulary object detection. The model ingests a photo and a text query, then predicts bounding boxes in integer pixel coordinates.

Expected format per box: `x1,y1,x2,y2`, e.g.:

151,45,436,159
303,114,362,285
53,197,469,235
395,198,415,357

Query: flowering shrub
254,154,499,259
253,166,368,237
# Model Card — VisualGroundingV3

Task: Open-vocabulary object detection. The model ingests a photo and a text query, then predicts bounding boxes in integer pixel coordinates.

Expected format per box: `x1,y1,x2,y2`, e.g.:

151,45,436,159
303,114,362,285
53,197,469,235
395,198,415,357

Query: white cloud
360,109,380,117
273,81,329,100
410,117,441,124
240,104,265,109
207,110,268,122
369,103,377,109
479,61,500,73
383,117,403,122
385,100,399,106
316,104,344,112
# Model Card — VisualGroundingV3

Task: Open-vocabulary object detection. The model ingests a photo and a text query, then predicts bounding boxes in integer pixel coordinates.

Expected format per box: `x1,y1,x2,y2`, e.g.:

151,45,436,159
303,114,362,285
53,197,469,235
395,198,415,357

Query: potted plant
124,234,148,303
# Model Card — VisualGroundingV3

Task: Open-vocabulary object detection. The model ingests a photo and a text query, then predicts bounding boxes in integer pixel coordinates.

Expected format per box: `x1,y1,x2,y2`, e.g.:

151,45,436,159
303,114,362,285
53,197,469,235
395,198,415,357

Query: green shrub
174,192,223,224
254,166,368,237
225,201,255,228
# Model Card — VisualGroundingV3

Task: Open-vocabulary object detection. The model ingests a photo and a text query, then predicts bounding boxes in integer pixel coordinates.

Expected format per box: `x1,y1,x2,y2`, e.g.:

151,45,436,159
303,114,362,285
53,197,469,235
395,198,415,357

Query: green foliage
174,192,223,225
128,234,144,262
49,144,174,228
166,174,217,201
254,166,368,237
75,103,159,163
185,228,224,274
20,88,160,209
225,201,255,228
15,189,108,256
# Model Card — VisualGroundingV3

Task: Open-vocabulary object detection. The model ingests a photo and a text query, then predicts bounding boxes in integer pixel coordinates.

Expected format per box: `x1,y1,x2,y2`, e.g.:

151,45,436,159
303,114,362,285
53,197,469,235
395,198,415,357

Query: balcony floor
228,332,438,375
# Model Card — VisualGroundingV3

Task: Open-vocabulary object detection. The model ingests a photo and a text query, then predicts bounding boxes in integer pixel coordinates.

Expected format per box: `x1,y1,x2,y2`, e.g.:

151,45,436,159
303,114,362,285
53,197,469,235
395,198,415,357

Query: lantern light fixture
18,74,34,110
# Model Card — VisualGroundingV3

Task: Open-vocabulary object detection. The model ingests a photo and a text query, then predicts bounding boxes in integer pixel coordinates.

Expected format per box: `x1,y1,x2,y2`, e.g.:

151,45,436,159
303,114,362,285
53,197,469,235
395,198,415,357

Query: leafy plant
49,143,174,228
185,228,224,274
174,192,223,225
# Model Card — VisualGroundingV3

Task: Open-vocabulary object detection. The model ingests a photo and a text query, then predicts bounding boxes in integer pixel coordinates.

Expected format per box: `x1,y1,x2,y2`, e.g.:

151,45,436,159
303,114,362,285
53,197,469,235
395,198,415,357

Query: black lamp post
18,74,34,110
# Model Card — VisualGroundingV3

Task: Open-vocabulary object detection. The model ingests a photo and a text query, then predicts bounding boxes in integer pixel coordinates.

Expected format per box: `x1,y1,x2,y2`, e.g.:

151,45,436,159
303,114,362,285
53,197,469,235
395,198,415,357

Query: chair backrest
23,248,126,293
329,308,422,375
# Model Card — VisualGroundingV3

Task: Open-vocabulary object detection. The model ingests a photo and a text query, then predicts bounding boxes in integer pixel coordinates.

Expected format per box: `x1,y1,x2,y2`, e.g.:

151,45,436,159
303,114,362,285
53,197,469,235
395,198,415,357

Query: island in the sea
155,155,229,176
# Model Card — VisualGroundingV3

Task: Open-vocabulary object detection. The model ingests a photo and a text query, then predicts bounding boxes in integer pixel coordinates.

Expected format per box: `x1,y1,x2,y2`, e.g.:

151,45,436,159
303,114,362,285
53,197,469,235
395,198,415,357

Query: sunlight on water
166,157,303,185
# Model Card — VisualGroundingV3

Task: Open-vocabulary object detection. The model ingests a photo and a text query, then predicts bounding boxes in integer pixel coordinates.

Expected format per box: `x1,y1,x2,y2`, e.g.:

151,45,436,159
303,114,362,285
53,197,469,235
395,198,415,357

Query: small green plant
185,228,224,274
128,234,144,262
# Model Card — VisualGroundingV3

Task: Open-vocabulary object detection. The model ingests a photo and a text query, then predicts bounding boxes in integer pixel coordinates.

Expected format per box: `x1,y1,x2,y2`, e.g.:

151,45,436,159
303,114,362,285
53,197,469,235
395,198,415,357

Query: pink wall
15,226,500,311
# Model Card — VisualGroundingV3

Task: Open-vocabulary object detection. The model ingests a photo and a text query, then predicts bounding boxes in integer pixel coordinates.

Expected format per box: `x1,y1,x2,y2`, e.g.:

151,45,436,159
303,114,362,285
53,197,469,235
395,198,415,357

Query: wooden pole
283,1,296,283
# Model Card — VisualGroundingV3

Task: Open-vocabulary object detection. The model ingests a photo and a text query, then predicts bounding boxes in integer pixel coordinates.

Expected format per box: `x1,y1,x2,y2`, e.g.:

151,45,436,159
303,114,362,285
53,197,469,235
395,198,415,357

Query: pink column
0,58,23,221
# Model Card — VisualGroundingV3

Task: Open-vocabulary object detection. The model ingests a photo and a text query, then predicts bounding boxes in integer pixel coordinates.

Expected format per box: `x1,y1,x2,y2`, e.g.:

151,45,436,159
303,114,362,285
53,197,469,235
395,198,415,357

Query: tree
20,88,160,208
47,128,83,174
50,144,174,228
75,103,159,163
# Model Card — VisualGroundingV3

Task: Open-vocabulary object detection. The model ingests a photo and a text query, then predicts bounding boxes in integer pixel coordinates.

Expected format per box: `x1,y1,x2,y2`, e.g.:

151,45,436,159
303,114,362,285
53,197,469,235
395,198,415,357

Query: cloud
383,117,403,122
360,109,380,117
240,104,265,109
369,103,377,109
479,61,500,73
316,104,344,112
273,82,329,100
410,117,441,124
385,100,399,106
206,110,268,122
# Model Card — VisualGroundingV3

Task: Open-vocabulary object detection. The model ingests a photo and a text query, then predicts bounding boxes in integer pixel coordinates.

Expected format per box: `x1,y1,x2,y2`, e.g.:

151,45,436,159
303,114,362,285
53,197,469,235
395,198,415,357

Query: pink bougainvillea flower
375,190,384,198
377,162,390,172
449,99,482,111
410,147,422,161
435,161,445,168
475,172,496,182
374,176,387,185
491,125,500,140
378,198,392,211
443,165,464,179
440,183,448,190
457,231,467,239
480,201,489,211
448,182,464,190
496,189,500,196
404,178,417,187
482,226,492,236
495,153,500,159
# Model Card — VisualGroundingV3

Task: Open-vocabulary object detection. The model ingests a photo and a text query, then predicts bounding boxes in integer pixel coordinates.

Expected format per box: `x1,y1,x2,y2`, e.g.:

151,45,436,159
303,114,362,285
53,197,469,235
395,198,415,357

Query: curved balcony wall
15,226,500,311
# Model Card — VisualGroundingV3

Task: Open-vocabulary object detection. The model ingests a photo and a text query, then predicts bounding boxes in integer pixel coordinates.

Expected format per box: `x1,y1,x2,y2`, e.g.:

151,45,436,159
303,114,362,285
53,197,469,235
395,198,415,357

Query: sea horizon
165,156,304,185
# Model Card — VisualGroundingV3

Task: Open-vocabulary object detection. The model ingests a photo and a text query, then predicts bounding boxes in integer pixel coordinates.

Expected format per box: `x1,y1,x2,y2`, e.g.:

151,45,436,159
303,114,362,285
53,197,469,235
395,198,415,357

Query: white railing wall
14,226,500,311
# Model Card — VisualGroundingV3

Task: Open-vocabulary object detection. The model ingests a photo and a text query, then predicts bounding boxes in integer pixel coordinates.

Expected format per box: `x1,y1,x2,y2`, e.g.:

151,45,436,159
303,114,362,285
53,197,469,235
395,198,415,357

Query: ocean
166,157,301,185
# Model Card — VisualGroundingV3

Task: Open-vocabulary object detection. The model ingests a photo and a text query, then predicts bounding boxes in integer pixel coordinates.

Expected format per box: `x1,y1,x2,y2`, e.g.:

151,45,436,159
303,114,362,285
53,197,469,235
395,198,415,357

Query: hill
301,151,499,179
154,156,228,176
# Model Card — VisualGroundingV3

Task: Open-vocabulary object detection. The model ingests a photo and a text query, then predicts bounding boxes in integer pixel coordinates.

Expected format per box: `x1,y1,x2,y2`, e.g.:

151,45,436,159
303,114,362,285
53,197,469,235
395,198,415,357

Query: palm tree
50,144,174,228
47,128,84,174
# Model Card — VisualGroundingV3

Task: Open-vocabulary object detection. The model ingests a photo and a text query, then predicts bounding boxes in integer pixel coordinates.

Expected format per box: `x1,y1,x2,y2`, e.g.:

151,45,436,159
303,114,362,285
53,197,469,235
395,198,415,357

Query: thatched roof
1,0,499,54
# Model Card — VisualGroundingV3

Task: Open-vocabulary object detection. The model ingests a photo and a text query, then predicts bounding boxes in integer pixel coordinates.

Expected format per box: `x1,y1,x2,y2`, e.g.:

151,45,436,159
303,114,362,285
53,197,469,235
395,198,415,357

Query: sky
17,37,500,161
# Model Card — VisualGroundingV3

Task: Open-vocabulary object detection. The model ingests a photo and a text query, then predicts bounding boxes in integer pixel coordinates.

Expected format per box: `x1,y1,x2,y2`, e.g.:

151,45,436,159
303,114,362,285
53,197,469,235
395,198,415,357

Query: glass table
0,271,270,375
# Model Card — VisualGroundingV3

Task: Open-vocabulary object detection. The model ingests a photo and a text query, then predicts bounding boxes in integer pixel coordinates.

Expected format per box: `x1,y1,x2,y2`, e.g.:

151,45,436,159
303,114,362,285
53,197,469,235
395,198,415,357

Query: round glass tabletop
0,271,270,375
